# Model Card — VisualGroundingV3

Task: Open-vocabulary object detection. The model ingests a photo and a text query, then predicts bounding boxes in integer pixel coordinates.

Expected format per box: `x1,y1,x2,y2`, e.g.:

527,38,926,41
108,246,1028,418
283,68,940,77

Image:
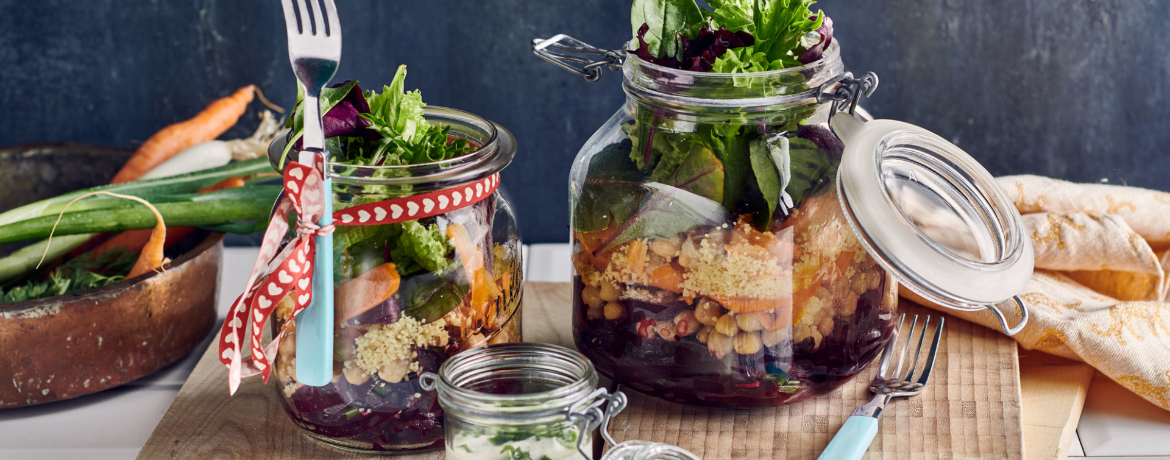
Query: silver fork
817,314,945,460
279,0,340,387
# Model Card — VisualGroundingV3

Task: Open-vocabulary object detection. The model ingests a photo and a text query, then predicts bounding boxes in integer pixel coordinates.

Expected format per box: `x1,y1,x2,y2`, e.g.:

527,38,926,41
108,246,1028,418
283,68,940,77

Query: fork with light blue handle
817,314,944,460
279,0,341,387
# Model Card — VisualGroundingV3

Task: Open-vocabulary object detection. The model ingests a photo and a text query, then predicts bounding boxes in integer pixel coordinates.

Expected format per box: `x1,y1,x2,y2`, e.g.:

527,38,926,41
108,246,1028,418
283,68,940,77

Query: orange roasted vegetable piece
335,263,400,325
447,223,501,322
648,263,684,293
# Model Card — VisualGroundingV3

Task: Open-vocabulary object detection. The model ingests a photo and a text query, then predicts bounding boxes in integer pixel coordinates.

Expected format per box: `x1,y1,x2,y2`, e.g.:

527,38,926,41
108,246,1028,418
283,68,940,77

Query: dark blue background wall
2,0,1167,243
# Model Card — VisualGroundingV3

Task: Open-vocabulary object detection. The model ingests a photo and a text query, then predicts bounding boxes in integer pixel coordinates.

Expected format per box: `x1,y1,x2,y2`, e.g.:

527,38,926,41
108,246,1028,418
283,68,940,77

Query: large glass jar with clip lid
533,31,1033,409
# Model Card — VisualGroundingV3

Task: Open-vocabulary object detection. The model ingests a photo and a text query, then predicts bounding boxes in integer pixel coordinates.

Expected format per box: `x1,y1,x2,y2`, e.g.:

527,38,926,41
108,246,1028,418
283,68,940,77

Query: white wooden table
1,245,1168,459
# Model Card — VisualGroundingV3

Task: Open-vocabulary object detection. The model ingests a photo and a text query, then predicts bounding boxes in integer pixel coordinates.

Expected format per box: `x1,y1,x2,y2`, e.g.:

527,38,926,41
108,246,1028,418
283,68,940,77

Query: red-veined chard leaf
597,182,729,254
749,136,782,225
631,0,705,59
667,144,724,204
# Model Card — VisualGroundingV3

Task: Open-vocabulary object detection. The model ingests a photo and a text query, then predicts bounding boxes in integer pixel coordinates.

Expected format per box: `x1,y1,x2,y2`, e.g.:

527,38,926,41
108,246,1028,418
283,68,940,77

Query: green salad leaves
630,0,830,73
708,0,825,71
284,65,470,173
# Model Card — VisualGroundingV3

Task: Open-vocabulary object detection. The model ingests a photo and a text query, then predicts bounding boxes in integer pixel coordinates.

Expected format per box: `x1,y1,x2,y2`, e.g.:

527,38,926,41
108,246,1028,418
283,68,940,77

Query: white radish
138,141,232,180
139,110,283,180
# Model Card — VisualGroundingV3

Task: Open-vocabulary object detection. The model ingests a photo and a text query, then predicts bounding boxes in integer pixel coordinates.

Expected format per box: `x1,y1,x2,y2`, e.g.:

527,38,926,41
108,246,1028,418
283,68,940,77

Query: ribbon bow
217,160,500,394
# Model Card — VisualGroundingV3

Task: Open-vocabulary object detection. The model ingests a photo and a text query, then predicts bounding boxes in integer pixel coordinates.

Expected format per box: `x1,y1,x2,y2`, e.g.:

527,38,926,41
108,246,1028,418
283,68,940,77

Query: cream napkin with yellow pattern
903,175,1170,411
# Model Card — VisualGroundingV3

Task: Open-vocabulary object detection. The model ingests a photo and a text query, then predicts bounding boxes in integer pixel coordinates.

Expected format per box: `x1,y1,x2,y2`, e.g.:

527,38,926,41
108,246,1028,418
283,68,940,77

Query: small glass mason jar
422,343,701,460
567,41,900,408
269,107,524,453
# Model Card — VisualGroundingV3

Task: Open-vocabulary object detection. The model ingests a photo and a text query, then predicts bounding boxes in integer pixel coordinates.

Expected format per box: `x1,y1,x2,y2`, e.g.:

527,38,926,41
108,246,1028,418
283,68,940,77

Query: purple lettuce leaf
797,16,834,65
293,81,380,150
634,23,754,72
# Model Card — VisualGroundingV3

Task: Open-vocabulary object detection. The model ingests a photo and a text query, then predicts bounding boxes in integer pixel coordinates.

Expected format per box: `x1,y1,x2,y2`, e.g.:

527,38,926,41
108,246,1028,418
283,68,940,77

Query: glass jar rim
269,106,517,188
621,40,844,110
624,39,841,80
435,343,599,419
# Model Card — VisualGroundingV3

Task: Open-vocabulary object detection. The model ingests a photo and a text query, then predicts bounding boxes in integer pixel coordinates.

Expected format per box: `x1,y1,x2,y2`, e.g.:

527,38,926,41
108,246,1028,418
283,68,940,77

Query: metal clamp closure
987,295,1030,336
566,388,627,459
532,34,625,82
817,71,879,120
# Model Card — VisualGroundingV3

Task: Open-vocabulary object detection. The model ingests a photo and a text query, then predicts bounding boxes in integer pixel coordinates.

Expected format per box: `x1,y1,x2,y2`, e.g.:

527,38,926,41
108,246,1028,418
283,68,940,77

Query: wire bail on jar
566,388,625,458
532,34,626,82
816,71,879,120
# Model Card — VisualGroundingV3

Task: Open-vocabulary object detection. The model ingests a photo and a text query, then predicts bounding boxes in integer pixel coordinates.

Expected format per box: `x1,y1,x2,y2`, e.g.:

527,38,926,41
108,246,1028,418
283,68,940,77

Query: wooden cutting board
605,299,1023,460
1018,349,1093,460
139,282,1077,459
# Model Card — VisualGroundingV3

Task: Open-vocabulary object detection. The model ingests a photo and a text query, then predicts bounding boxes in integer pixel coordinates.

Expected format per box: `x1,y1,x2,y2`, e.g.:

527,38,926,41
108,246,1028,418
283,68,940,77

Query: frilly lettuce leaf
363,65,427,144
392,220,453,275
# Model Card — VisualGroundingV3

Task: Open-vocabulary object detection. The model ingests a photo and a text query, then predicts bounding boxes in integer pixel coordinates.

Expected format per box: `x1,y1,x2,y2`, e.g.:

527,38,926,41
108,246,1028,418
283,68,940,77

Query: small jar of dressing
421,343,700,460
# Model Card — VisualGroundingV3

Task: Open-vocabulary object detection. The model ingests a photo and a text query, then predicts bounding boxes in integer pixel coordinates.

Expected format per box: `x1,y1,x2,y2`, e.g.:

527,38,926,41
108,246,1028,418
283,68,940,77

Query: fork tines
281,0,340,39
871,313,945,396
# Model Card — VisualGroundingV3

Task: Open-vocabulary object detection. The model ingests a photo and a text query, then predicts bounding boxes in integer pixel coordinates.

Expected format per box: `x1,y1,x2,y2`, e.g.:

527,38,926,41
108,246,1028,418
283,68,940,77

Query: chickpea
736,312,764,332
657,321,678,341
603,301,626,321
818,315,835,338
707,331,734,359
867,270,882,291
715,313,740,336
378,359,410,384
586,306,604,321
599,280,621,302
650,238,681,258
343,363,370,385
581,285,604,309
694,298,723,326
488,328,512,345
696,325,714,344
678,237,699,268
673,310,700,336
851,275,868,295
466,332,488,348
734,331,763,355
840,291,859,317
761,328,788,347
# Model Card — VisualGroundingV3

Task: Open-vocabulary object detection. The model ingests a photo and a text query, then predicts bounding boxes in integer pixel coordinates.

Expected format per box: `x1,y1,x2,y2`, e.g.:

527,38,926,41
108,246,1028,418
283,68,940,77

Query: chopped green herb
0,247,138,303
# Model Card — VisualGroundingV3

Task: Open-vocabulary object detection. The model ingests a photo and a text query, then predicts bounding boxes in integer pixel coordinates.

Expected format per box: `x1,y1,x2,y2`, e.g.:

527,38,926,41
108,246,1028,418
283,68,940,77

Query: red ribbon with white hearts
216,161,500,394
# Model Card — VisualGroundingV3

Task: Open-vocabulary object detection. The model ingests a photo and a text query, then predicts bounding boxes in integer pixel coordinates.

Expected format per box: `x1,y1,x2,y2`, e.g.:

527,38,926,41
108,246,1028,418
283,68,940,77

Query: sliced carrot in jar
575,227,617,255
628,239,647,277
336,263,400,325
648,262,684,293
785,276,823,330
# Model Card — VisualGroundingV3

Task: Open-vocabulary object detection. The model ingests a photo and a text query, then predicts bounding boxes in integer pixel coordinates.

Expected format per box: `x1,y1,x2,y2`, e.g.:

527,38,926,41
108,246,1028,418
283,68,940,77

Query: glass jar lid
831,113,1033,335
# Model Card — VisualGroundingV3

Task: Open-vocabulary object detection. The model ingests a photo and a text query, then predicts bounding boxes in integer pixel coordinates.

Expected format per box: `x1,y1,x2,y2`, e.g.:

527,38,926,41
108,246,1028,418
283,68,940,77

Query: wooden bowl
0,144,222,408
